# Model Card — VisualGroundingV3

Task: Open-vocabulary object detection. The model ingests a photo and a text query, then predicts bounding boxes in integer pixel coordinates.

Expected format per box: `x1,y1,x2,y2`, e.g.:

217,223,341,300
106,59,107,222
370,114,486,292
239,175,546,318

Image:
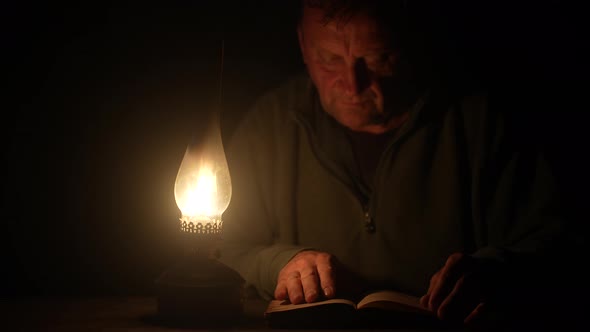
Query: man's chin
335,110,406,134
337,117,392,134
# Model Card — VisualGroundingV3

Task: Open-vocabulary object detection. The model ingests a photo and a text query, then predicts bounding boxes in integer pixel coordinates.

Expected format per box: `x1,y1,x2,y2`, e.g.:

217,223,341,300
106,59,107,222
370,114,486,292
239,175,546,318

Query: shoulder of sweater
450,85,544,157
242,72,312,127
420,78,490,131
253,72,311,112
229,72,310,143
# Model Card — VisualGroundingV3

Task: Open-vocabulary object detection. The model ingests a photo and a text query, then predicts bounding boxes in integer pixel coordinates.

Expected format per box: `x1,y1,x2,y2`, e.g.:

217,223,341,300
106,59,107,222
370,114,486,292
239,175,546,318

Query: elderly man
220,0,574,327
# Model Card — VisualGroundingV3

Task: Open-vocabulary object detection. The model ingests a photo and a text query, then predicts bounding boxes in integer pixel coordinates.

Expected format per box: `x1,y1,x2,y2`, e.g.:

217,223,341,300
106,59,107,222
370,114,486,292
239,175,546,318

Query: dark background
3,1,586,296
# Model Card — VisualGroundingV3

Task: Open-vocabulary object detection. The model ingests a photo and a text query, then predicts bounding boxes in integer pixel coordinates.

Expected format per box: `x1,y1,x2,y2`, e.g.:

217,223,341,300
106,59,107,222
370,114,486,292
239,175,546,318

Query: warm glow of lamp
174,112,231,232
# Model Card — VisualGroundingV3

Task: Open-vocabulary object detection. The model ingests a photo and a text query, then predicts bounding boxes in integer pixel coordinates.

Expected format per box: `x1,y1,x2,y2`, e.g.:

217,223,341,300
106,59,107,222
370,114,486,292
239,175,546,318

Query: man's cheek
318,75,340,95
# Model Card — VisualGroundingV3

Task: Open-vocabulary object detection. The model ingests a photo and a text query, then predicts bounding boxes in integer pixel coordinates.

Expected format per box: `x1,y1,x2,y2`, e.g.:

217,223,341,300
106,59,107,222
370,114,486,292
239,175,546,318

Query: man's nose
343,58,371,97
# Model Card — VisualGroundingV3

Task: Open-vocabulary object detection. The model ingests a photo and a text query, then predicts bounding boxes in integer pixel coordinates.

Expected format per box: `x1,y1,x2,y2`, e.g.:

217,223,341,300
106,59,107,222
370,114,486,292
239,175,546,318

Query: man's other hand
420,252,499,326
274,251,336,304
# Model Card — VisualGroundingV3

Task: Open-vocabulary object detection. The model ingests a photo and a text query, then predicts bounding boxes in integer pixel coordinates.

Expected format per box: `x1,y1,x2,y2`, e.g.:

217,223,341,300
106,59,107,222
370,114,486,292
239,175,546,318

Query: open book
265,290,443,329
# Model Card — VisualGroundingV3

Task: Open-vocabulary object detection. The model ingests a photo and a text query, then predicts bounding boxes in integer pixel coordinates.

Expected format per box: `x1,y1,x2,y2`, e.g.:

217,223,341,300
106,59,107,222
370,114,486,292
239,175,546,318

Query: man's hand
274,251,341,304
420,252,500,326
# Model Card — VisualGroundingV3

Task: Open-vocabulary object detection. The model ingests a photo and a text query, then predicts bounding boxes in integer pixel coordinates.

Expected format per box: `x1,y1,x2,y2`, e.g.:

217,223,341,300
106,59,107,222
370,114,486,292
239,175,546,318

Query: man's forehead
302,7,393,50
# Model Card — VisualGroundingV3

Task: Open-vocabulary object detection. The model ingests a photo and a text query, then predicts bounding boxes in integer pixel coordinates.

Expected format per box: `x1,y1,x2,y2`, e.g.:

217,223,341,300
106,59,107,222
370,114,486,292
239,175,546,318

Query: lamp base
154,255,245,327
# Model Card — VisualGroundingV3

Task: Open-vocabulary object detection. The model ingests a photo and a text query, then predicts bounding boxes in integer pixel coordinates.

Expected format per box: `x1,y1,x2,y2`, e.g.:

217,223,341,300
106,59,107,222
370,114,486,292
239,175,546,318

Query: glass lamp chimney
174,112,231,229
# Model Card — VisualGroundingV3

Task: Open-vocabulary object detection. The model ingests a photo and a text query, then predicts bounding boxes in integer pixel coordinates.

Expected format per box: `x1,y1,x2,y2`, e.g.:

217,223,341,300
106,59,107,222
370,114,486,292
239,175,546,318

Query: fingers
316,253,336,298
422,253,491,326
300,268,321,302
274,251,337,304
437,274,481,321
274,283,288,301
286,272,305,304
419,293,430,307
420,271,437,307
421,269,440,307
275,271,306,304
427,253,469,313
274,271,295,301
464,302,486,327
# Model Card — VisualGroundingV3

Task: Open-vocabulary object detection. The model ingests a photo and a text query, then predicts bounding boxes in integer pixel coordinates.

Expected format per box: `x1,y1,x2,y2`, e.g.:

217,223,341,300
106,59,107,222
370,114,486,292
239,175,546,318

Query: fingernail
323,287,334,298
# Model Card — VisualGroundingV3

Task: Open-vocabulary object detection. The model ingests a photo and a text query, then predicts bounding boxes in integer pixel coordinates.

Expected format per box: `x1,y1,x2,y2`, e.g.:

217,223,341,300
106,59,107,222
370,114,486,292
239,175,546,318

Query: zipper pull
363,208,376,233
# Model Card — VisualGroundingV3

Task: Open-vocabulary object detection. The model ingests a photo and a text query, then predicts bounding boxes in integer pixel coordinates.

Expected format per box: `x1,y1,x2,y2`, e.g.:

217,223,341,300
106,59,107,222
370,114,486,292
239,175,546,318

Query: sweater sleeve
218,96,310,300
468,93,581,320
470,93,576,258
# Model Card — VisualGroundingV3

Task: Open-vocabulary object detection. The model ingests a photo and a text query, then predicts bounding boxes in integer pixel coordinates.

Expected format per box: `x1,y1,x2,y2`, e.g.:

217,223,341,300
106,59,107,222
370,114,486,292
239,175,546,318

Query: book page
266,298,357,313
356,290,432,315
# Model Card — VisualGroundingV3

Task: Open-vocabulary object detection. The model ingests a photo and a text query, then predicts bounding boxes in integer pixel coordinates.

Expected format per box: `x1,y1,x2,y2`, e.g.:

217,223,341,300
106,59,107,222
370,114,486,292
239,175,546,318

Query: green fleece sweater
219,72,567,301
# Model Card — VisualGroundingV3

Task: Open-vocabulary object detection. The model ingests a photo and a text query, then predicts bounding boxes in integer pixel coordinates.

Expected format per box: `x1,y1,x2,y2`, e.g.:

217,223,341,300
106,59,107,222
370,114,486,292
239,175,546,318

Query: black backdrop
3,1,585,296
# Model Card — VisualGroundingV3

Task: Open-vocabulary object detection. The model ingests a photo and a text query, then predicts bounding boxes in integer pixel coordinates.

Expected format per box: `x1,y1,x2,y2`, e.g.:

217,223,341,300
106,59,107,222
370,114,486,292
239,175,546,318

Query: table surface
0,295,506,332
1,293,583,332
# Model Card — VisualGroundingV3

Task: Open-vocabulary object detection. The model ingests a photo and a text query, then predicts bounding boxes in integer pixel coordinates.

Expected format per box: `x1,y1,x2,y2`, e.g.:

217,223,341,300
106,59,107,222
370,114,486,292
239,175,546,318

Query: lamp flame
177,163,217,218
174,112,231,224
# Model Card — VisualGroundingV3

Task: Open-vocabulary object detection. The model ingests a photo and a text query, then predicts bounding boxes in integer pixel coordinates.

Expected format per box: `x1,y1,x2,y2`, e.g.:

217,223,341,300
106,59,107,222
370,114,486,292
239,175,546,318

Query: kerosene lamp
154,107,244,326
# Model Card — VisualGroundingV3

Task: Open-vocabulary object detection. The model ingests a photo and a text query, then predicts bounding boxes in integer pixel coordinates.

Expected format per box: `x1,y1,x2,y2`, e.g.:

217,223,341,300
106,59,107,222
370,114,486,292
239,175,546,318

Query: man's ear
297,24,307,64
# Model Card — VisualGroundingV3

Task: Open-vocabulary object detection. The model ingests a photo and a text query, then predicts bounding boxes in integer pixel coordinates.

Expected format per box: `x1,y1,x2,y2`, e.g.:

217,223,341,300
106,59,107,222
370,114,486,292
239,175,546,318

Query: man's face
298,6,408,134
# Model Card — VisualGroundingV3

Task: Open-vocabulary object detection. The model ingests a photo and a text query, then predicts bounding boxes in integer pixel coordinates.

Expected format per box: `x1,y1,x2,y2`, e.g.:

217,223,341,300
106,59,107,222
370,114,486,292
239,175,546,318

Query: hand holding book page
265,290,443,329
421,252,498,325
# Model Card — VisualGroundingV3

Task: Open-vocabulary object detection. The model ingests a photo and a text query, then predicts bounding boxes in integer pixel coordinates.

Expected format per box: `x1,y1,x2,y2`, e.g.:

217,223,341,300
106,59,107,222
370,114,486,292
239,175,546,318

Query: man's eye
317,51,341,64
